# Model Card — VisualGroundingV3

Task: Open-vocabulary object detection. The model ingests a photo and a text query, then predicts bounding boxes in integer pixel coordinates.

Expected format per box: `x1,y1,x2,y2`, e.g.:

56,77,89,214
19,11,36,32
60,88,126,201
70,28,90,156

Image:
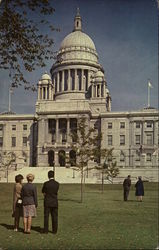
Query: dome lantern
73,7,82,32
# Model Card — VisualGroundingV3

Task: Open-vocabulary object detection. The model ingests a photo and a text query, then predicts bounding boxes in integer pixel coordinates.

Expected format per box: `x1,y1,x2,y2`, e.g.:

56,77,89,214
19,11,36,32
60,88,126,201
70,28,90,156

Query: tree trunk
6,166,8,183
80,168,83,203
102,171,104,193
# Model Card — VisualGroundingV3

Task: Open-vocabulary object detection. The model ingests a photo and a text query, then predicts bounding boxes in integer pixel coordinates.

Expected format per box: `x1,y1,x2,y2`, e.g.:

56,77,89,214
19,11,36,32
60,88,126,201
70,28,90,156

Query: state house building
0,11,158,178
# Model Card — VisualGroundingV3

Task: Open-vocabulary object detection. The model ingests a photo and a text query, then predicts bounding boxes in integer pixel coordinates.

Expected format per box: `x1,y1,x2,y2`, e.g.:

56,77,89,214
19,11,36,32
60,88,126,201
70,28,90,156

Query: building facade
0,11,158,174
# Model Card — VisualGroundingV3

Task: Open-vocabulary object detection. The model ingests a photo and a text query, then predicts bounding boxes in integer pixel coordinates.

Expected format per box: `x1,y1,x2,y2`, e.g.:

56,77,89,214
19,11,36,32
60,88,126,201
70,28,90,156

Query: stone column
56,119,59,143
41,88,43,100
49,85,51,100
45,119,49,143
67,118,70,143
40,88,42,99
38,119,43,144
54,151,59,166
153,121,155,145
43,87,45,99
57,72,59,92
46,87,47,99
95,85,97,98
75,69,77,90
91,85,93,98
99,84,102,97
154,121,158,145
88,70,91,88
62,70,64,91
141,121,144,145
81,69,84,90
38,86,40,100
66,151,69,167
103,83,106,97
68,69,71,91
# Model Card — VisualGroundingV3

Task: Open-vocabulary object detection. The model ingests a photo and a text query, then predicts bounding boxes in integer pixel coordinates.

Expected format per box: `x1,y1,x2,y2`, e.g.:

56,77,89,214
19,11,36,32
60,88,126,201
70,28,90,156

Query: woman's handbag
16,198,23,207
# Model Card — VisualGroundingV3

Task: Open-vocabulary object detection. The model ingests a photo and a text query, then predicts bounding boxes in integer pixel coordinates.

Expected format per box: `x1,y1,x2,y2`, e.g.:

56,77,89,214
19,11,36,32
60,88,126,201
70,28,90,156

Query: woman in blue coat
135,176,144,201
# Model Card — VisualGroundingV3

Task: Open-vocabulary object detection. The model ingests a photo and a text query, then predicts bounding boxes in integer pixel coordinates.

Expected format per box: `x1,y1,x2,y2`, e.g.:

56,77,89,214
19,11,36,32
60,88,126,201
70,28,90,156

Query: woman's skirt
12,205,23,218
23,205,37,218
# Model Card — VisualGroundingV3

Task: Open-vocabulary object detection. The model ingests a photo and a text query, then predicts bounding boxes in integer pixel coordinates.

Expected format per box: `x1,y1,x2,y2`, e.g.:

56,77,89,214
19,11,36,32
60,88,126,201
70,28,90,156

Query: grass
0,182,158,250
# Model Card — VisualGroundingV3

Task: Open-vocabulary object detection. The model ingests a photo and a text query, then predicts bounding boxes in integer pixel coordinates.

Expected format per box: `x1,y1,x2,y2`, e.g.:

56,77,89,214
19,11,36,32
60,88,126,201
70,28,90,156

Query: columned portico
56,118,59,143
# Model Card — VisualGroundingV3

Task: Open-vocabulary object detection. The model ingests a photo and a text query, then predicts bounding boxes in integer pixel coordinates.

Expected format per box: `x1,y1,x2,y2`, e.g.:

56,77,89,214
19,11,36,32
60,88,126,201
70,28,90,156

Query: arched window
58,150,65,167
69,150,76,166
48,150,54,166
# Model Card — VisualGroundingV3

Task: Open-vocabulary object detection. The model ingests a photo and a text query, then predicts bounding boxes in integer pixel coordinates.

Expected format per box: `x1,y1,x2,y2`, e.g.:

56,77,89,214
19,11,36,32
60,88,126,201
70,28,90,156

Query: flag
148,81,153,88
9,87,13,93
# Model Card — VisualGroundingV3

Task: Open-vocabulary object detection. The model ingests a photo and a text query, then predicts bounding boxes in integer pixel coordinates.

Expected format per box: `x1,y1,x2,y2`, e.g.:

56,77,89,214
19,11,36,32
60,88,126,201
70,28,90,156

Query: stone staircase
0,166,158,183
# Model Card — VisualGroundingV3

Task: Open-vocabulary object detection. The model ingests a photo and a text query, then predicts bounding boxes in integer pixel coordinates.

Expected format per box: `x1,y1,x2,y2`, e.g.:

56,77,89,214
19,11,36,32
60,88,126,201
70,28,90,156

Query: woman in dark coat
135,176,144,201
21,173,38,234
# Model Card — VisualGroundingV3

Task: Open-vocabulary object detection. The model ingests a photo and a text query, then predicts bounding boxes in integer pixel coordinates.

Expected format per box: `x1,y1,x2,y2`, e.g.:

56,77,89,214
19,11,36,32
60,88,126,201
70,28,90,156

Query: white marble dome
60,31,96,51
94,70,105,81
41,73,51,81
57,30,98,64
39,73,51,85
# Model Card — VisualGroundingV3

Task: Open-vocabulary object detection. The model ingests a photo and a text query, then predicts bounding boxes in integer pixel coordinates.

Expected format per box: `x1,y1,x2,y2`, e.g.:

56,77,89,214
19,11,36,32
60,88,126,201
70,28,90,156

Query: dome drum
55,91,86,101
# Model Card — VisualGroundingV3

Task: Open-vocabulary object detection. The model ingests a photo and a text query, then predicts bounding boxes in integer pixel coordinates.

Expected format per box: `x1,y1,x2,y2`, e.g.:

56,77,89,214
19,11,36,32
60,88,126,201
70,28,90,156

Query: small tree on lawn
0,151,16,182
105,159,119,184
69,116,104,203
95,148,119,192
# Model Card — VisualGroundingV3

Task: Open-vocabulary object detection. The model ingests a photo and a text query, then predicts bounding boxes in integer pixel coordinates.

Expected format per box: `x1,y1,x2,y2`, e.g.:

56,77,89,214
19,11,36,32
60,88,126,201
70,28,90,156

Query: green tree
0,0,59,90
69,116,105,203
96,148,119,192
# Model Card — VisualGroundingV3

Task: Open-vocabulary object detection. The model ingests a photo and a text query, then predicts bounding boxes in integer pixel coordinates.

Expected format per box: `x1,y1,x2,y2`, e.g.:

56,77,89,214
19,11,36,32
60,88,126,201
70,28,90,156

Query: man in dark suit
42,170,59,234
123,175,131,201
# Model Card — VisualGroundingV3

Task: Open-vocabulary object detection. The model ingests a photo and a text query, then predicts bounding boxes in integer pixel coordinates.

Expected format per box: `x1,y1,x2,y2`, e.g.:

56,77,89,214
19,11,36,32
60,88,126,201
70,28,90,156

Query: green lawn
0,183,158,250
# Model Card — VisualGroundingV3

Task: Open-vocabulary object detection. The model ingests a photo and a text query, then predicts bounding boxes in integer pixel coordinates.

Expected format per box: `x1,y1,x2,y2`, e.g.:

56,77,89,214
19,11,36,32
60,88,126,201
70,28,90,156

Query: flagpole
148,83,150,108
147,80,153,108
8,87,13,112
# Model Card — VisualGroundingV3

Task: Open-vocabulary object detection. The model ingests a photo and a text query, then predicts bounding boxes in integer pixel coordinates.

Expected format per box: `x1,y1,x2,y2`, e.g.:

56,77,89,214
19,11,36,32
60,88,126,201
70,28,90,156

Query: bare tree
0,151,16,182
96,148,119,192
69,116,105,202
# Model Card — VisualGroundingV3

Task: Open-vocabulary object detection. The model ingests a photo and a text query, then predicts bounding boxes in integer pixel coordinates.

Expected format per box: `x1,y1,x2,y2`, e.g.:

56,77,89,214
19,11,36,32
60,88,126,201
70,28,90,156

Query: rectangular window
0,124,3,131
146,121,152,128
23,124,27,131
120,135,125,145
108,135,113,146
23,137,27,147
146,153,152,162
136,121,140,128
120,122,125,129
62,132,66,144
12,125,16,131
135,135,141,145
0,137,3,147
146,134,153,145
135,150,140,161
108,122,112,129
12,137,16,147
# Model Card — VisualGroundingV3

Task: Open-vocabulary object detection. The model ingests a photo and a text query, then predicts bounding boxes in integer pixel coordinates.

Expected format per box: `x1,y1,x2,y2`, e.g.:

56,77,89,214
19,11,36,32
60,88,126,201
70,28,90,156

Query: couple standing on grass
123,175,144,202
12,170,59,234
